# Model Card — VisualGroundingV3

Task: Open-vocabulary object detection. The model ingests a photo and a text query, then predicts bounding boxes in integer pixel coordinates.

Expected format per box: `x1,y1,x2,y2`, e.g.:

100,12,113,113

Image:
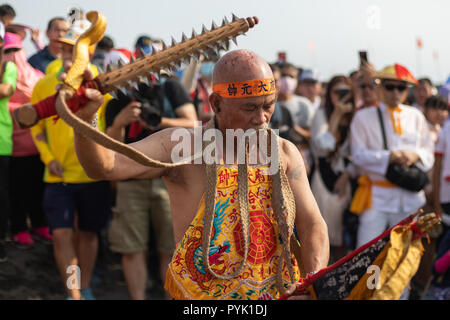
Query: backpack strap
376,107,388,150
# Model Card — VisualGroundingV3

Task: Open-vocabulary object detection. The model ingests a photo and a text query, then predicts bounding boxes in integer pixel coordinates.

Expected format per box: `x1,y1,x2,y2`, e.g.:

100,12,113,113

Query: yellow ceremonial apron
165,164,300,300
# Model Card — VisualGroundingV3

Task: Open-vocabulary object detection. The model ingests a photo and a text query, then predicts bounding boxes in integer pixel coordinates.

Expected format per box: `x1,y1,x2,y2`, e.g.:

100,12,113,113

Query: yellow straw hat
376,64,418,85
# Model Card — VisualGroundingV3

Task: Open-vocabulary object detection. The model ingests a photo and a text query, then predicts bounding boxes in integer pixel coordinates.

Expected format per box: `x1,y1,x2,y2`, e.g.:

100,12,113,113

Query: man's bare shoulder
137,127,200,181
278,137,306,181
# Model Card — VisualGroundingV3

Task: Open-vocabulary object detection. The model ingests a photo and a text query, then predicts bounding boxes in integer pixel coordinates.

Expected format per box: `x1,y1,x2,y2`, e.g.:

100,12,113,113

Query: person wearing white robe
350,64,434,248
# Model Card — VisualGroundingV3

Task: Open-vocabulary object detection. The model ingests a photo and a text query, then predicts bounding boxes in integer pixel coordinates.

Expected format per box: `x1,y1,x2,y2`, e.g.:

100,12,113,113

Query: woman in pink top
4,32,51,247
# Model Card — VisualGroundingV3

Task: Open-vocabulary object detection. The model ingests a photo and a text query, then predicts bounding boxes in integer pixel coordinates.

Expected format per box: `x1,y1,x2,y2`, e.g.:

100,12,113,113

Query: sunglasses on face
333,88,350,94
383,83,407,92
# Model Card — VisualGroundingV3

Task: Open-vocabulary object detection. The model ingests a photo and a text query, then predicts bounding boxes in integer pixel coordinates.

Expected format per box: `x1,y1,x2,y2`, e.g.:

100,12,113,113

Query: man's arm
0,62,17,99
159,102,198,129
159,78,199,129
293,124,310,140
282,139,329,273
180,57,201,94
74,88,179,181
0,83,13,98
30,81,57,167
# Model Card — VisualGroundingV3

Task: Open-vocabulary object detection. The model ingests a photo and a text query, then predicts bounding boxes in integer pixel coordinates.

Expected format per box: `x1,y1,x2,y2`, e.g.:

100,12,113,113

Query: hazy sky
8,0,450,84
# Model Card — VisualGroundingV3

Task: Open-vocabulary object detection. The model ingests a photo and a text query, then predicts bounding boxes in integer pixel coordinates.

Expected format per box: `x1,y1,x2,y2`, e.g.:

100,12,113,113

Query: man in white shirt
350,64,434,250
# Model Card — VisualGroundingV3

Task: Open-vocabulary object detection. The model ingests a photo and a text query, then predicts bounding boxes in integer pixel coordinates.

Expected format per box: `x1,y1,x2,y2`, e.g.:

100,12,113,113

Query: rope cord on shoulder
202,118,250,279
269,131,296,294
200,121,297,294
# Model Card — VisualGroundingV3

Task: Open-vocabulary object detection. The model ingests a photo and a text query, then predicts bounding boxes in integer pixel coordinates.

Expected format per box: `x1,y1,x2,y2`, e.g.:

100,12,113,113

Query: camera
336,88,350,100
139,101,162,130
335,88,353,104
132,83,162,130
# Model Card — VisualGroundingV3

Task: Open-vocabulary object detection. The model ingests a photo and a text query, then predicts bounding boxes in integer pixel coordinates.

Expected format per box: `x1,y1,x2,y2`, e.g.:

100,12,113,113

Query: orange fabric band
350,175,396,215
387,106,403,136
213,78,276,98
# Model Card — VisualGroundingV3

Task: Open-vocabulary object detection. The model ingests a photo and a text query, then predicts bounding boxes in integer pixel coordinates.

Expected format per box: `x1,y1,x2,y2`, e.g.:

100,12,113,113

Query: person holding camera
104,49,198,300
310,75,356,262
349,63,434,298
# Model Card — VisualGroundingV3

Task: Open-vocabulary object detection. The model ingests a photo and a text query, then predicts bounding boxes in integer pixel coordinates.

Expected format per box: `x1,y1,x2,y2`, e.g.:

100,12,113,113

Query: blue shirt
28,46,56,74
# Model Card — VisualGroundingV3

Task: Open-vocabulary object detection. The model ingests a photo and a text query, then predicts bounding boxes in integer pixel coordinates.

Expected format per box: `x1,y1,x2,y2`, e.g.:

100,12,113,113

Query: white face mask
279,76,298,95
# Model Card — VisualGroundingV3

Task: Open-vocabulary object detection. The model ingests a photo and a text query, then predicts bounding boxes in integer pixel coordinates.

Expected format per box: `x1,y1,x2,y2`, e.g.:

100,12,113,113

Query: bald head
209,49,276,132
213,49,273,85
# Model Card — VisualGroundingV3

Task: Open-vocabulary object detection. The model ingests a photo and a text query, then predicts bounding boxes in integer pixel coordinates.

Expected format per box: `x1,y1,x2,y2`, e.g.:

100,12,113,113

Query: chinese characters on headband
213,78,276,98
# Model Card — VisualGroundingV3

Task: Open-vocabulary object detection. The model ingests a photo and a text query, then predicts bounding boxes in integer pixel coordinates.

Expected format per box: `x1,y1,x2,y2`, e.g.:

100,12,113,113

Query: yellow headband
213,78,276,98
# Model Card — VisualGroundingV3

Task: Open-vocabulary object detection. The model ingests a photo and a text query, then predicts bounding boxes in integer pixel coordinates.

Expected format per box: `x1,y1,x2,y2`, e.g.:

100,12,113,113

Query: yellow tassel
164,269,189,300
371,226,423,300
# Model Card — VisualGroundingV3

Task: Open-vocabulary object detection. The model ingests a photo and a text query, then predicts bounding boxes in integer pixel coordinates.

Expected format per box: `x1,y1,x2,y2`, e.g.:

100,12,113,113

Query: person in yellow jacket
45,58,62,76
30,19,112,300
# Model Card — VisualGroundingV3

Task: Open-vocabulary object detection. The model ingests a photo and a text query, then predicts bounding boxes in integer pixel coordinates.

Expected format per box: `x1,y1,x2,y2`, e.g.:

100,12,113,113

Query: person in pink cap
0,30,18,262
4,32,51,248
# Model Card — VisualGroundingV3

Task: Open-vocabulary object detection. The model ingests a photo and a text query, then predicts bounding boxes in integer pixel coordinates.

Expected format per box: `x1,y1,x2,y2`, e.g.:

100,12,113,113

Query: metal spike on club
171,36,177,47
201,24,208,34
222,16,229,26
127,80,139,91
191,28,198,39
223,39,230,50
116,85,127,96
151,44,158,55
109,90,118,100
151,72,159,81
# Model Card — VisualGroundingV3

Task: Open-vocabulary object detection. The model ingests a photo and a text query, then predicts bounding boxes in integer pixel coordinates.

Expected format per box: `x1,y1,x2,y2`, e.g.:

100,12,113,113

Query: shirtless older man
73,49,329,300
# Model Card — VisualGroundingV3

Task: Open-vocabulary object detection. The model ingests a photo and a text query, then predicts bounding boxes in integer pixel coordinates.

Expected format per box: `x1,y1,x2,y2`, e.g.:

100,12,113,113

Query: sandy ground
0,234,444,300
0,235,165,300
